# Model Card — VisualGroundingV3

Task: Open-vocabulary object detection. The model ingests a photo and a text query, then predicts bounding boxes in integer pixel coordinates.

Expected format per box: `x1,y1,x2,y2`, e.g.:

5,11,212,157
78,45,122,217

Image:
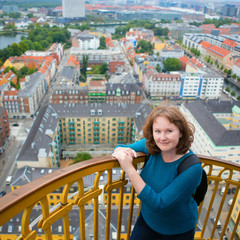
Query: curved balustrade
0,153,240,240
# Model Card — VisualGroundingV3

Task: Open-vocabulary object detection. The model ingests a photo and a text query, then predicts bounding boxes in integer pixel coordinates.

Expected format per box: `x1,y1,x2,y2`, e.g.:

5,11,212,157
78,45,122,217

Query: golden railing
0,153,240,240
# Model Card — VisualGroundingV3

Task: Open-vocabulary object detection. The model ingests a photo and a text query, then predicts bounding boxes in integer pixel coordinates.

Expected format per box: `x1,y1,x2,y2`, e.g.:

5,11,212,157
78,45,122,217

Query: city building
160,48,184,59
49,82,143,105
17,103,152,168
232,58,240,77
0,107,10,153
206,45,233,70
143,68,181,100
62,0,85,19
72,32,100,50
49,86,88,104
71,49,125,73
180,100,240,179
221,4,236,17
179,69,224,100
57,66,80,87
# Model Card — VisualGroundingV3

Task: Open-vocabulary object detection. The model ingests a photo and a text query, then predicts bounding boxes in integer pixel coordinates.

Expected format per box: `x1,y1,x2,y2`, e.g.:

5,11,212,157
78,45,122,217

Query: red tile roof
222,39,238,48
179,56,189,64
189,58,203,68
207,45,231,58
200,41,212,49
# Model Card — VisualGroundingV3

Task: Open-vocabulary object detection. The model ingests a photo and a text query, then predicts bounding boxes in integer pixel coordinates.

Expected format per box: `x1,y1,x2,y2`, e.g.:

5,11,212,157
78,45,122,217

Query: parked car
12,123,19,127
228,199,233,206
0,191,6,197
211,217,221,228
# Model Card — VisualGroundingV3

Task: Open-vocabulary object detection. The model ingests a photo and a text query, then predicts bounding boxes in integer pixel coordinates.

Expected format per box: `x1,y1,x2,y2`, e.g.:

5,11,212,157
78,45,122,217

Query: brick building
0,106,10,153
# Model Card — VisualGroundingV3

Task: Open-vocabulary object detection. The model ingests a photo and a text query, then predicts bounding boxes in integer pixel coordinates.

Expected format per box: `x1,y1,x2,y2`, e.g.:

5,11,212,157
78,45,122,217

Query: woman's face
152,116,182,155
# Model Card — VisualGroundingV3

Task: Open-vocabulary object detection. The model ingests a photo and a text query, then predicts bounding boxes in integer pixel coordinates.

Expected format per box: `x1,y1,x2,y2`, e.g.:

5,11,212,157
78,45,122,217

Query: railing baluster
117,171,126,240
127,186,136,240
105,169,113,240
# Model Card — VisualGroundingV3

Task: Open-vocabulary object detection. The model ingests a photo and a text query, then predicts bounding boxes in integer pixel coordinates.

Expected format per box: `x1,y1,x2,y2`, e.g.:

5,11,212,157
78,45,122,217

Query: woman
112,105,202,240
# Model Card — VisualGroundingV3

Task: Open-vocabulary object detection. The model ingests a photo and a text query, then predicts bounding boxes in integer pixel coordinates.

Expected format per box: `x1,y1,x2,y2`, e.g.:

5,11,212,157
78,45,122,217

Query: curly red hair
143,105,195,155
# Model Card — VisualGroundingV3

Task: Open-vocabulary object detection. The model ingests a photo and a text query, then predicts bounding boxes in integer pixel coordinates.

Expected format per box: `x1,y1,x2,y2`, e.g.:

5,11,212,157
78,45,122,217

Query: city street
0,119,33,193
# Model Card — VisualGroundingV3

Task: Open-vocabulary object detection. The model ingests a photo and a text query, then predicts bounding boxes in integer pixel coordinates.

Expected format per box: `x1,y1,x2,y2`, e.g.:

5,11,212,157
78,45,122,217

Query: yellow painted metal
127,186,136,240
1,154,240,240
105,169,113,240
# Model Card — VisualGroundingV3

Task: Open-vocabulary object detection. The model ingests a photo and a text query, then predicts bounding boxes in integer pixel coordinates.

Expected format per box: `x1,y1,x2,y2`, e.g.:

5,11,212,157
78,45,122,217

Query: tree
231,91,236,97
81,55,88,79
99,63,108,74
3,23,16,32
27,13,34,18
135,40,153,54
225,87,230,92
98,36,107,49
70,152,92,165
9,43,23,57
232,74,237,79
156,64,161,73
9,12,21,19
163,58,181,72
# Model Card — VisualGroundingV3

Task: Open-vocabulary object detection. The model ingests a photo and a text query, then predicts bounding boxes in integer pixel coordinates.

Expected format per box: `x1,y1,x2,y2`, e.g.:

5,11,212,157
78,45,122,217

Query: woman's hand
112,147,145,195
112,148,137,173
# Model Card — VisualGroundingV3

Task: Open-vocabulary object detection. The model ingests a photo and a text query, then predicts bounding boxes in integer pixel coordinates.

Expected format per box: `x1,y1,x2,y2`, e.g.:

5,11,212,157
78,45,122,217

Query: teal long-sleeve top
116,138,202,235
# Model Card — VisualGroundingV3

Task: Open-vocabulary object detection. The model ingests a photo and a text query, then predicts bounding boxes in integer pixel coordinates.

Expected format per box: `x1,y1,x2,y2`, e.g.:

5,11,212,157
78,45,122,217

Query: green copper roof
232,105,240,114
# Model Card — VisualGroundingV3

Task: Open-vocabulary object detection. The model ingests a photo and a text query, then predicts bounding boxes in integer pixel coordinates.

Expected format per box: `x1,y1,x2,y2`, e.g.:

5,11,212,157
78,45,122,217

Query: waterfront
0,33,26,49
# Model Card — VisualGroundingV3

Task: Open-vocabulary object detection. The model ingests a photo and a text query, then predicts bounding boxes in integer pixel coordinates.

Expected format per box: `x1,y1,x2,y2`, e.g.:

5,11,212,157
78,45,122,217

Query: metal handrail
0,153,239,240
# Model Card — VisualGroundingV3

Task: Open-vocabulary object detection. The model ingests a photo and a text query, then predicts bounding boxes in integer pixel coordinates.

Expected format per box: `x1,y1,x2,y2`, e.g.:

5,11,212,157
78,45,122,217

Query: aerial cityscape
0,0,240,239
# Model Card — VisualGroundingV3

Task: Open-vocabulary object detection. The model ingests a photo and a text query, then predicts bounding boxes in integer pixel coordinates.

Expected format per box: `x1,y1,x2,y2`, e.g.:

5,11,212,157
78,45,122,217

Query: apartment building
3,72,46,118
57,66,79,86
0,106,10,153
49,82,143,105
71,49,125,74
0,70,17,87
62,0,85,19
72,32,100,50
206,45,233,70
160,48,184,59
106,83,142,104
179,70,224,100
17,103,152,168
232,58,240,76
50,86,88,104
180,100,240,178
126,28,154,42
143,68,181,100
88,79,107,103
183,33,240,57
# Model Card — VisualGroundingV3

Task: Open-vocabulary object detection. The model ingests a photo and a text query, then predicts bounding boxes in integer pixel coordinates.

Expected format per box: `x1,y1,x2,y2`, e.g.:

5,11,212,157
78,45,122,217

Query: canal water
0,33,26,49
224,79,240,98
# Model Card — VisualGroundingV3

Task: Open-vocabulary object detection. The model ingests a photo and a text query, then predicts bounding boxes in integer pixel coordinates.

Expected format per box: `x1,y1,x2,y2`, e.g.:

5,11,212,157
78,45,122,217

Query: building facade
180,100,240,179
0,107,10,153
62,0,85,18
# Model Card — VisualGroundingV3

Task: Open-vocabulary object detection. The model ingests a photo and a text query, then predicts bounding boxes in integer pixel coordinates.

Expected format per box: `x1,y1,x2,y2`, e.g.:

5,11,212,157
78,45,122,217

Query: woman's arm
112,150,146,195
138,164,202,212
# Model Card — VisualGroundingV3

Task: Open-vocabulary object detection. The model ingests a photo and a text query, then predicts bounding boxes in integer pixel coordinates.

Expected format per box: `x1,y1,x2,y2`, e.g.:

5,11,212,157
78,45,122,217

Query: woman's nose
160,132,167,140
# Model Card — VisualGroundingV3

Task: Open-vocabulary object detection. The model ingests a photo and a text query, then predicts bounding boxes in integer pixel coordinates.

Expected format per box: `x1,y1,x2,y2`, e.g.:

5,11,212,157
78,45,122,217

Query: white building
62,0,85,18
180,100,240,179
75,33,100,50
144,69,181,100
160,48,184,59
179,69,223,100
